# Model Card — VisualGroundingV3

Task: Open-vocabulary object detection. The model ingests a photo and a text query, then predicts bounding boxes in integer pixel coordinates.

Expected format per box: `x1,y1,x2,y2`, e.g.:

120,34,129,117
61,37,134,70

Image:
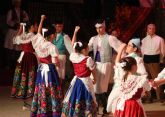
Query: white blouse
88,34,122,53
31,33,59,58
13,32,35,45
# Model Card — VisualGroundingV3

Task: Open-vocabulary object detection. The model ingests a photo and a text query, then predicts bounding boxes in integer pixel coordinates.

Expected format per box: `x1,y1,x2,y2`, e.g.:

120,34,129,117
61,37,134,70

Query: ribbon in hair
42,28,48,37
20,23,26,35
120,62,126,67
73,42,83,49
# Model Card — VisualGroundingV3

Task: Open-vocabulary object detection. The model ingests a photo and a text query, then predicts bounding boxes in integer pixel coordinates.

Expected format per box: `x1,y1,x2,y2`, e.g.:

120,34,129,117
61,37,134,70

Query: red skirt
114,99,145,117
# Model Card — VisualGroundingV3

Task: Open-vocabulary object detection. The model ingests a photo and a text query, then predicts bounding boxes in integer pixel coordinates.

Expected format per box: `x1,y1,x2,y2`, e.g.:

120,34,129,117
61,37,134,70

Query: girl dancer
11,21,38,100
107,38,148,113
113,45,150,117
62,41,97,117
30,15,62,117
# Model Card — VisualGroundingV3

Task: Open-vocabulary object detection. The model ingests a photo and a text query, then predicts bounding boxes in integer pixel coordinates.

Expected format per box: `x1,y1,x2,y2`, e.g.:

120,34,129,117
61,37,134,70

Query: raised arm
38,15,46,34
115,43,126,63
64,26,80,54
71,26,80,46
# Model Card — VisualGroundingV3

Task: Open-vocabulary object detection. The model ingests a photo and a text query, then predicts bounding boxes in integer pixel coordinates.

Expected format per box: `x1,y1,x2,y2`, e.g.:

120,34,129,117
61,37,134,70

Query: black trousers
96,92,107,113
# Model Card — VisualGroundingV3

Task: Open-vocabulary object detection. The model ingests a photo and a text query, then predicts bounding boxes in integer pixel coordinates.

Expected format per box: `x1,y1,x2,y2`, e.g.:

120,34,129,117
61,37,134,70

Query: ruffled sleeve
86,57,95,70
64,34,73,54
113,63,125,84
121,75,150,100
135,57,148,75
49,44,59,57
143,78,151,91
13,33,34,45
69,52,86,63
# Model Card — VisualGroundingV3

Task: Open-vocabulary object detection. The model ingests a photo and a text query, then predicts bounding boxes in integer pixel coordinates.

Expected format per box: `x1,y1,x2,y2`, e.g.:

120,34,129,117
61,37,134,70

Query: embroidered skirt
11,52,38,98
30,63,62,117
62,76,97,117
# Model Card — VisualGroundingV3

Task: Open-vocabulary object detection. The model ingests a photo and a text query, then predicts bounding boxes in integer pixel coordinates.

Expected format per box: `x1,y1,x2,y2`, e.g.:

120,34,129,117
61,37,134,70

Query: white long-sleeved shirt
88,34,122,53
141,35,165,63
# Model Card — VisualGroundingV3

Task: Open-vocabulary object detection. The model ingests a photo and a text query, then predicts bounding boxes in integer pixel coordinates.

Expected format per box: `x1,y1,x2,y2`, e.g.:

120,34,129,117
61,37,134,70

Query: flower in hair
73,42,83,49
120,62,126,67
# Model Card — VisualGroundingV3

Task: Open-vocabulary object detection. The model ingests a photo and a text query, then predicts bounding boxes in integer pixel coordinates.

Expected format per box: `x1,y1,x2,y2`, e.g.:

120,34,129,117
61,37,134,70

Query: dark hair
54,19,64,25
74,41,88,53
44,25,55,37
26,20,38,32
120,57,137,81
95,19,105,24
120,57,137,71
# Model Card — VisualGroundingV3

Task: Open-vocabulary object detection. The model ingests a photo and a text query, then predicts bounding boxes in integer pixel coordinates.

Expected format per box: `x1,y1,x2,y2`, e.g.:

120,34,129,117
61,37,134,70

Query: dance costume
11,32,38,98
30,34,62,117
62,52,97,117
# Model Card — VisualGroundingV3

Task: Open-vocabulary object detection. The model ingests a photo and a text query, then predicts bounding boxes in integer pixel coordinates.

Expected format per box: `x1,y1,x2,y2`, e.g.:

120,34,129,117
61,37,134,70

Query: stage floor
0,86,165,117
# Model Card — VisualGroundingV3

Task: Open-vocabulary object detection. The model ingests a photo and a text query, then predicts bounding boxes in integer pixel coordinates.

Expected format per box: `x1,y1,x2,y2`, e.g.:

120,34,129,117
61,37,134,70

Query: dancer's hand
41,15,46,20
119,43,127,51
74,26,80,33
150,80,158,89
93,79,96,84
92,76,96,84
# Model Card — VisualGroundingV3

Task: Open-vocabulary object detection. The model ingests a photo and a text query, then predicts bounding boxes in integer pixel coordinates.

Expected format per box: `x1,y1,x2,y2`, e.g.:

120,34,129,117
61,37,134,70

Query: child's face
126,42,137,54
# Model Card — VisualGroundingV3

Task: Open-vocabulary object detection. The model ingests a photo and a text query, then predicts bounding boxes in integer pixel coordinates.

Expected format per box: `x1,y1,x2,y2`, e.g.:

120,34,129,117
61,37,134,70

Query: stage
0,86,165,117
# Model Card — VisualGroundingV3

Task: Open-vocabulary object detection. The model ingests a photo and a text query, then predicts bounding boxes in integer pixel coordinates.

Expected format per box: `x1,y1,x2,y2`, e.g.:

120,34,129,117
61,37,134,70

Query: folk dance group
9,14,165,117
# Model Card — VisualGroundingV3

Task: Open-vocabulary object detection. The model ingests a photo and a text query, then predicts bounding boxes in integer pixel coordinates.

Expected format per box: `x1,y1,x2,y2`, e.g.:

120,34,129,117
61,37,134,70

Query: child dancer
30,15,62,117
107,38,148,113
62,41,97,117
113,45,150,117
11,21,38,100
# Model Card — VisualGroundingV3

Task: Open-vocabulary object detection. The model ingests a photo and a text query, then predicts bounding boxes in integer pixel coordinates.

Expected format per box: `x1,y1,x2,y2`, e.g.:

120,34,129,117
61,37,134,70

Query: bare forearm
71,26,80,46
38,15,46,34
115,43,126,63
17,25,23,35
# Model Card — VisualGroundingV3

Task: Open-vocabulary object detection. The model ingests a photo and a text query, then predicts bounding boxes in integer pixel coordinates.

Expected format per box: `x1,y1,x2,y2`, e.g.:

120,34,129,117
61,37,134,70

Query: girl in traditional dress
107,38,148,113
113,45,151,117
11,21,38,100
61,41,97,117
30,15,62,117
